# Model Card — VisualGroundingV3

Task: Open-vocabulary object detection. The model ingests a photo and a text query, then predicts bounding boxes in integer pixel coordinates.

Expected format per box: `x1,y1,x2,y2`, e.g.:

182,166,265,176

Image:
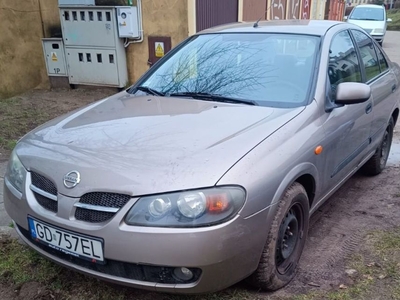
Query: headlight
373,28,384,34
125,187,246,227
6,150,27,193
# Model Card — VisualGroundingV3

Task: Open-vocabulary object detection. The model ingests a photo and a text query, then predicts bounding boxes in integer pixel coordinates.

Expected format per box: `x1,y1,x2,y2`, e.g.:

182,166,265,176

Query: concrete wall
0,0,188,98
0,0,49,99
126,0,189,84
39,0,62,38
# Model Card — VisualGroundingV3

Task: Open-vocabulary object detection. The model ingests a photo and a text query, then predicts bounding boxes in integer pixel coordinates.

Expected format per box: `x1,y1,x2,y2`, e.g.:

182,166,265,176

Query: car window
138,33,320,108
374,44,389,73
349,7,384,21
328,30,362,95
351,30,380,81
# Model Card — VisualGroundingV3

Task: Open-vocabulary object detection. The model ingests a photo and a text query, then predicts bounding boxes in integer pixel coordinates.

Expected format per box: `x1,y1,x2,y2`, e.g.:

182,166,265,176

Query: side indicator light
315,145,323,155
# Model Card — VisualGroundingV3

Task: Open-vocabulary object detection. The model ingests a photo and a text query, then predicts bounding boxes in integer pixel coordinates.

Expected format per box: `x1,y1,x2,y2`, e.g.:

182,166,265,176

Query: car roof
353,4,385,9
197,20,344,36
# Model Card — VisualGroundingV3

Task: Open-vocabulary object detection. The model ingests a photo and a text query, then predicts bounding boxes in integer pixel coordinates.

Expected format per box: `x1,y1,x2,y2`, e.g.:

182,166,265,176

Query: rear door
350,29,398,150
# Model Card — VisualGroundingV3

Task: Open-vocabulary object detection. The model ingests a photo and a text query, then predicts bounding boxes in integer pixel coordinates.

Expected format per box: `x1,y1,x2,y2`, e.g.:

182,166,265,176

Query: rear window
349,7,384,21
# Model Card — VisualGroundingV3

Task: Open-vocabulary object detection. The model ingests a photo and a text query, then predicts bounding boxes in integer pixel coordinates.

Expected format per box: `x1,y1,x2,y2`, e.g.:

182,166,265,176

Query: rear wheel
247,182,309,291
362,117,394,176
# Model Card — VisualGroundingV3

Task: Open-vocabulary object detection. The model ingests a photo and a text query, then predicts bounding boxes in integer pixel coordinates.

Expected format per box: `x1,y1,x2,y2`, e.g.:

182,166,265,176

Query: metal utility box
58,0,95,6
42,38,68,76
116,6,139,38
60,6,128,87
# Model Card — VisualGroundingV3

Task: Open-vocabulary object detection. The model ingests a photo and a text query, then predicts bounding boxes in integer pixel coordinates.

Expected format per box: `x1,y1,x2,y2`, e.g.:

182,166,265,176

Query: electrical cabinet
116,6,139,38
58,0,95,6
60,6,128,87
42,38,68,76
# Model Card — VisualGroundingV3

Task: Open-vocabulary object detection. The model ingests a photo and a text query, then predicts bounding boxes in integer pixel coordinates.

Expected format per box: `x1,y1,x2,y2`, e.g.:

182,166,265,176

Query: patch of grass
371,228,400,253
387,9,400,31
6,139,17,150
0,238,61,285
8,222,14,228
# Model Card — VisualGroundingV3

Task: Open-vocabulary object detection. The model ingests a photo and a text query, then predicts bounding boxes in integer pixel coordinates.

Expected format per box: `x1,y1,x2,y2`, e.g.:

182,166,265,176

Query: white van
345,4,392,46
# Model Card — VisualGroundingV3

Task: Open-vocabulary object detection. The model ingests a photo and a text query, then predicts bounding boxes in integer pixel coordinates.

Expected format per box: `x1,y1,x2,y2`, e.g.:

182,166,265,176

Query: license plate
28,217,104,264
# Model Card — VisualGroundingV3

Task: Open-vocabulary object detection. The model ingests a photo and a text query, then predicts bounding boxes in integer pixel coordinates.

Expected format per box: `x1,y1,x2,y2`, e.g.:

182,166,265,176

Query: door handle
392,84,397,93
365,103,372,114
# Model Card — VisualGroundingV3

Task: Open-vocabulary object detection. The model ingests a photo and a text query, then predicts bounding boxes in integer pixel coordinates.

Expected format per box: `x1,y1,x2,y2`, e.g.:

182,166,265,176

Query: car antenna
253,5,271,28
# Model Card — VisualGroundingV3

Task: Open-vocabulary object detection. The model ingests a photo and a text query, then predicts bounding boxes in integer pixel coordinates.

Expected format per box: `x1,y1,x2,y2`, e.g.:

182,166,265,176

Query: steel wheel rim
276,203,304,275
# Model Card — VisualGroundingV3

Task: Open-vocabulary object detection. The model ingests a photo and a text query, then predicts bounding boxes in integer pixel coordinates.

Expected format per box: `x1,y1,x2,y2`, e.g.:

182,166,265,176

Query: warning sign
51,52,58,62
155,42,164,58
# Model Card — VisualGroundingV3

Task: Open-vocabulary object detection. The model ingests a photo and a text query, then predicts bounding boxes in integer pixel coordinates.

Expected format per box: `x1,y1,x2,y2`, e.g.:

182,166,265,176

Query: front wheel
247,182,309,291
362,117,394,176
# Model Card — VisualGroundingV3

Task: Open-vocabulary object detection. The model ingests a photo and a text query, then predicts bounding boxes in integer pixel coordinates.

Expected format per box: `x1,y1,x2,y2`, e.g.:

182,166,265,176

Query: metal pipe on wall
124,0,143,47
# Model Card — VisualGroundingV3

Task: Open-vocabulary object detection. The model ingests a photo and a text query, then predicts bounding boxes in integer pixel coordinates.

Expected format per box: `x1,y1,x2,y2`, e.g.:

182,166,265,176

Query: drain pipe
124,0,144,47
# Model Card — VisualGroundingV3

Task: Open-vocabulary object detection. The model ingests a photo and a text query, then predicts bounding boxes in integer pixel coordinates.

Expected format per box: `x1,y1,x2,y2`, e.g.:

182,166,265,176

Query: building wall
0,0,188,99
39,0,62,38
241,0,326,21
126,0,188,85
0,0,49,99
242,0,268,21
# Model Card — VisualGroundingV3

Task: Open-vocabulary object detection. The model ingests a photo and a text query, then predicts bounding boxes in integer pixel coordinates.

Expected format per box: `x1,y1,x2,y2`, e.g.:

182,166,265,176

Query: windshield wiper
169,92,257,106
136,86,165,96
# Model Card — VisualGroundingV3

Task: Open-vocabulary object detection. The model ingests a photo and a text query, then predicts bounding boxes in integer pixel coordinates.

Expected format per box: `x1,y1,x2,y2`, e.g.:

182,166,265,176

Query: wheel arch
271,163,318,210
392,108,399,126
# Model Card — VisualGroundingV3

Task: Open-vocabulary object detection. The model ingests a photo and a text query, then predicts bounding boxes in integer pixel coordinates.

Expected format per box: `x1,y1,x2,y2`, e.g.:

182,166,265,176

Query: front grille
17,225,201,284
75,208,115,223
75,192,131,223
80,192,131,208
31,172,57,196
33,192,58,213
31,172,58,213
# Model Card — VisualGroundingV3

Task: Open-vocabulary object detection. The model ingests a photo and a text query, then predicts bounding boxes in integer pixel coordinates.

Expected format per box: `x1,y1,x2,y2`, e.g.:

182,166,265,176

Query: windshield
135,33,320,108
349,7,384,21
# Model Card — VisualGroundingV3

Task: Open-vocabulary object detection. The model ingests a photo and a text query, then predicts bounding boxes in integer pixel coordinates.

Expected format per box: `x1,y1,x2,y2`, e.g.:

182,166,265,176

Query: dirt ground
0,88,116,162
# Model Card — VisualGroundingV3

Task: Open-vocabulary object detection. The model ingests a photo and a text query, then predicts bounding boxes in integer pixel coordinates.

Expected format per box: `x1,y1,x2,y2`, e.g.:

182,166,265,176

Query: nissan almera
4,20,400,293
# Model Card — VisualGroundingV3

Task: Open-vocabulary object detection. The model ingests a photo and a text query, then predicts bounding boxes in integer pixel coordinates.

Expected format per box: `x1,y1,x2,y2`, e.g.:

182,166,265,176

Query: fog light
173,267,194,281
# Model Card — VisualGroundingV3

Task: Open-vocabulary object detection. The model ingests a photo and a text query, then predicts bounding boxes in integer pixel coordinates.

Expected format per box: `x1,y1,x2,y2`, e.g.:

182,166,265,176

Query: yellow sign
155,42,164,58
51,52,58,62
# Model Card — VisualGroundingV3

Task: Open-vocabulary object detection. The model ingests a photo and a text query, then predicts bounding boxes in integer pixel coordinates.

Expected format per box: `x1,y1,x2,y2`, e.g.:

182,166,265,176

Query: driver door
320,30,374,195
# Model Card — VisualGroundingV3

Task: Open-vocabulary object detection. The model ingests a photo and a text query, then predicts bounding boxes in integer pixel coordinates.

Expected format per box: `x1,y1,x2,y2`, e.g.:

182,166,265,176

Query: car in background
4,20,400,294
345,4,392,45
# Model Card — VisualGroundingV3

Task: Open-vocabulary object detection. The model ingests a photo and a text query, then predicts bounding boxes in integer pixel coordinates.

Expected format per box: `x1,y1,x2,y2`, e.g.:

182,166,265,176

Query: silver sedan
4,20,400,294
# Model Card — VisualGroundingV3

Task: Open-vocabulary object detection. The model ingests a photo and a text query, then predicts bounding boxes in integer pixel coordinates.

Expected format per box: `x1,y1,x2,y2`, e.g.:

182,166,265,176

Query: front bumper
370,34,384,42
3,173,271,294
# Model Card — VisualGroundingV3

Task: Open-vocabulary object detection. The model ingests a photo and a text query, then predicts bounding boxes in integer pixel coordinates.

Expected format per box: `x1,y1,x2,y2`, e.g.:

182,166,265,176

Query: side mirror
335,82,371,105
387,18,392,22
343,16,348,21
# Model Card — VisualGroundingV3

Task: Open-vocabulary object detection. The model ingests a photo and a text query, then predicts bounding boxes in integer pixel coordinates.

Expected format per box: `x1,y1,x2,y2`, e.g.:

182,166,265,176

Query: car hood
16,92,304,197
347,19,386,31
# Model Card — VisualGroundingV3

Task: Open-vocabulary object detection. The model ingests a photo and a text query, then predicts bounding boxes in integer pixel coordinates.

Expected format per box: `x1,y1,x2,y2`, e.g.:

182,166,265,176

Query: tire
362,117,394,176
379,41,383,47
247,182,309,291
